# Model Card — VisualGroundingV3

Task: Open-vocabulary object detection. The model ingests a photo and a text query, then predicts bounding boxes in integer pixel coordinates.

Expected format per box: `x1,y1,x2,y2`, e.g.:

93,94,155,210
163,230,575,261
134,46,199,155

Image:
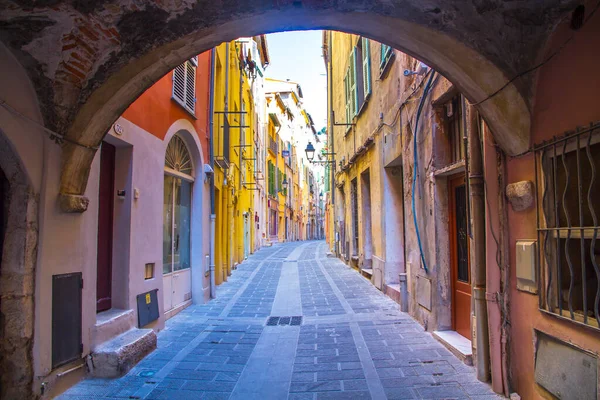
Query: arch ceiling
0,0,578,210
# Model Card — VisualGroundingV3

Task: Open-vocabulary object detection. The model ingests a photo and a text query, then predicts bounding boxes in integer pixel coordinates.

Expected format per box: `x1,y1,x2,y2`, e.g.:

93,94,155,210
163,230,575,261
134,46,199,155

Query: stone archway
0,1,577,211
0,129,38,400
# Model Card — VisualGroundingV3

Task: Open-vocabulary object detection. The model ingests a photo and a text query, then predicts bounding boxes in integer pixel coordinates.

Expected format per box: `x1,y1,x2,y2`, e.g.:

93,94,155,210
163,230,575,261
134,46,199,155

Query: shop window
536,124,600,329
172,60,196,115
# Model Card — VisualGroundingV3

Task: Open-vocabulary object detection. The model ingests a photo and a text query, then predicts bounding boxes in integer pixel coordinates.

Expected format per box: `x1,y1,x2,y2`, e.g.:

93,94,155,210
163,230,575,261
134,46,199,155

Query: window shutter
173,64,186,105
350,50,358,116
380,44,392,71
344,73,350,124
268,162,274,196
362,38,371,97
271,162,274,196
185,61,196,114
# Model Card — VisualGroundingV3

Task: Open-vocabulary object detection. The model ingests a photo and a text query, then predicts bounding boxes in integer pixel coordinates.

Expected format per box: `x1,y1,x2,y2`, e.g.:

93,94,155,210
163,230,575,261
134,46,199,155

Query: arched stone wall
0,1,578,210
0,129,38,400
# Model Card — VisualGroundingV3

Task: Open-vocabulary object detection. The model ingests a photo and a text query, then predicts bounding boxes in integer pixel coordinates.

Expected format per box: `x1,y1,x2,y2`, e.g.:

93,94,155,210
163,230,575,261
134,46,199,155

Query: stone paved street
58,241,502,400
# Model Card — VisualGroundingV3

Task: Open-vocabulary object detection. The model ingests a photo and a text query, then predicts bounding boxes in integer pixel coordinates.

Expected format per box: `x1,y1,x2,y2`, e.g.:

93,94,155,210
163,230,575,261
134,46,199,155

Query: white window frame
172,60,196,115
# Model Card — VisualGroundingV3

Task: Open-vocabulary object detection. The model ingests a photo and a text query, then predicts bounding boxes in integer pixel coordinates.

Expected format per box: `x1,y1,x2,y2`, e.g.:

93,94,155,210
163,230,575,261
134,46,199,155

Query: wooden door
97,142,115,312
449,174,472,339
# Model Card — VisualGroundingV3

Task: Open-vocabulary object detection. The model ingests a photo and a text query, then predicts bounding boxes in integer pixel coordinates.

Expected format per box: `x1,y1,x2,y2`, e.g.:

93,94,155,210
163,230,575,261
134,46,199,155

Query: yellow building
212,37,268,284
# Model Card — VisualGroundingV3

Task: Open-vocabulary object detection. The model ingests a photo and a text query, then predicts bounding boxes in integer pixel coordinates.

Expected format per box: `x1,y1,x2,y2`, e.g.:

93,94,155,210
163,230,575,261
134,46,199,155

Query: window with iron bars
536,122,600,329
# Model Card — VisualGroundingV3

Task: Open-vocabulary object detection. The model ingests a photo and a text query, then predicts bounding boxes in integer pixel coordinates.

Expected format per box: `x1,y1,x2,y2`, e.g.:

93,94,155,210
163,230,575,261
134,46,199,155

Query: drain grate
266,316,303,326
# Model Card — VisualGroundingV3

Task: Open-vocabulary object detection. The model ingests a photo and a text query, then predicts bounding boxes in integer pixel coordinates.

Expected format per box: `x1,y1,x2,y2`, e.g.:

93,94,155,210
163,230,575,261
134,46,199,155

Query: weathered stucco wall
505,8,600,399
330,32,454,332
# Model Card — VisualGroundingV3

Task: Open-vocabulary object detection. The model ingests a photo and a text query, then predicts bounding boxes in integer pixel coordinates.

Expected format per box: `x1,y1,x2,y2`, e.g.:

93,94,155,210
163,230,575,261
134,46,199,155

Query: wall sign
113,123,124,136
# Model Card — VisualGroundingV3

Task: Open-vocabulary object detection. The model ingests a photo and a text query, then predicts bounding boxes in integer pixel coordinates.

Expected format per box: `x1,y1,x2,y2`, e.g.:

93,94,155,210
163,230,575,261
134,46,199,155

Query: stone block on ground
91,328,157,378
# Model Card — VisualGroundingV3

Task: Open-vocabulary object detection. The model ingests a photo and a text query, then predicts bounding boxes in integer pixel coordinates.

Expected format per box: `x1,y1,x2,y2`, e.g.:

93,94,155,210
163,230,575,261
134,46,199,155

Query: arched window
165,135,193,178
163,134,194,312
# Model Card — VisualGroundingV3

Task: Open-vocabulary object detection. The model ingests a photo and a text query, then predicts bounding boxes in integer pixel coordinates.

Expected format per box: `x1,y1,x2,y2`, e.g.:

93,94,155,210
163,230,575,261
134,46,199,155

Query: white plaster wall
0,42,44,192
0,40,100,382
33,131,100,378
105,118,165,328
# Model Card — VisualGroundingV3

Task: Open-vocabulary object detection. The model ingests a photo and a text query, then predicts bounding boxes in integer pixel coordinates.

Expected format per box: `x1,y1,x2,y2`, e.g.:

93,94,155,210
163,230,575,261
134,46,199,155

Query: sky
264,31,327,132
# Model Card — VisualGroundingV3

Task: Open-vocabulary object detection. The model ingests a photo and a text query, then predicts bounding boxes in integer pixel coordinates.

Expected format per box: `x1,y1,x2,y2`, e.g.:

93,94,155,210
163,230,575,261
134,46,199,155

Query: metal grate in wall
266,316,303,326
535,121,600,329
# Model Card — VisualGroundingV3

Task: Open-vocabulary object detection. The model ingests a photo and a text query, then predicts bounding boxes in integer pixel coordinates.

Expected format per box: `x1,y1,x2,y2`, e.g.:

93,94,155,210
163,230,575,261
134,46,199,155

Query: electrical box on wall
516,240,537,294
137,289,159,327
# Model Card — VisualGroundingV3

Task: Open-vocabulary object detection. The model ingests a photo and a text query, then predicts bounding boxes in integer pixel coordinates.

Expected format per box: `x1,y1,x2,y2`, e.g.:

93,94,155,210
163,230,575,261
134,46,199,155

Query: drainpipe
225,42,231,275
467,103,490,382
239,43,244,193
209,47,216,299
398,102,409,312
497,150,511,396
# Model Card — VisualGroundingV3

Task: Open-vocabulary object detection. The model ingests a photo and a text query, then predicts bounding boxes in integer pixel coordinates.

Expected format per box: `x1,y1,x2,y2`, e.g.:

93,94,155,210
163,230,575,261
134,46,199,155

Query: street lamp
282,177,288,192
305,142,336,166
305,142,316,162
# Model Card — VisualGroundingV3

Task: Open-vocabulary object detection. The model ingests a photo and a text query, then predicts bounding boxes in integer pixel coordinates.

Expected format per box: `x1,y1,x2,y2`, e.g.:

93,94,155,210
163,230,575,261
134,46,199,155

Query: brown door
97,142,115,312
449,174,471,339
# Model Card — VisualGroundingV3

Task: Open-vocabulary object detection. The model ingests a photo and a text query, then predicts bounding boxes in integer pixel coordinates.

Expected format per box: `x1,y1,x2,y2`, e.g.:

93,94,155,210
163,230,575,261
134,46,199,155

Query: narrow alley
2,3,600,399
59,241,500,400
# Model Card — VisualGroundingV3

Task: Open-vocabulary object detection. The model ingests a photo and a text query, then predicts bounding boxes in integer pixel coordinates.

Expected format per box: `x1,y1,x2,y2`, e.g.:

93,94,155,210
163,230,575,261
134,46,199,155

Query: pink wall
505,6,600,399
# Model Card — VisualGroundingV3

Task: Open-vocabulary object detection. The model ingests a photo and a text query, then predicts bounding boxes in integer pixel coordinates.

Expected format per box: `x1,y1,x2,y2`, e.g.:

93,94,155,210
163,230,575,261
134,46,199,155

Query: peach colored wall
122,51,211,161
506,7,600,399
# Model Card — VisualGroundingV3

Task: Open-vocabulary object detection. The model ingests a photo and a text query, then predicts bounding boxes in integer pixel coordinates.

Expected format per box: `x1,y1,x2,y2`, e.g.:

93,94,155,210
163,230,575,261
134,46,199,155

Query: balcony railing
269,136,278,155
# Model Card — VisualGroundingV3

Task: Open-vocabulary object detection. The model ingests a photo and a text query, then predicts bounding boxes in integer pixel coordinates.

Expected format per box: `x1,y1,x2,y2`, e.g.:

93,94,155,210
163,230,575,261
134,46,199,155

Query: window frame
172,60,197,116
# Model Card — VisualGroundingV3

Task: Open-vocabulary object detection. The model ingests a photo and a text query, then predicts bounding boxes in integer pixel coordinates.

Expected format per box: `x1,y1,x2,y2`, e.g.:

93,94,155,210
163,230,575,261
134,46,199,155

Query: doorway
448,174,471,339
97,142,115,312
163,135,193,312
360,169,373,268
243,213,249,259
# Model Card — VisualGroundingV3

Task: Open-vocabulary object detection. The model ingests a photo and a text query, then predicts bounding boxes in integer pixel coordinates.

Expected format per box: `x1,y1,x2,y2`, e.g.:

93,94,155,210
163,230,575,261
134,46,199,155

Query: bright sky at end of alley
264,31,327,133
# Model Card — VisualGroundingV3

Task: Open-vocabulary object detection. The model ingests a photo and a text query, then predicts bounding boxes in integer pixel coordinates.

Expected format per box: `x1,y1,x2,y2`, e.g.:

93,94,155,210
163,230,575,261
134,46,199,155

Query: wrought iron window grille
535,121,600,330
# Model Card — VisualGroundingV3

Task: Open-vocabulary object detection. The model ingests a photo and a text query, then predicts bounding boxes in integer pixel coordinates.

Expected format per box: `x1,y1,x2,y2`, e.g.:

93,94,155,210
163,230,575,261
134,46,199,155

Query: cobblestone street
59,241,502,400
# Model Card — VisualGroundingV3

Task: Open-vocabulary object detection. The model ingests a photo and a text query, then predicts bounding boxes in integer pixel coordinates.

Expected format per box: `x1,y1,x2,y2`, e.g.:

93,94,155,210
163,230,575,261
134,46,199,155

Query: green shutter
344,72,350,124
350,49,358,116
268,161,274,196
380,44,392,71
362,38,371,97
278,168,282,193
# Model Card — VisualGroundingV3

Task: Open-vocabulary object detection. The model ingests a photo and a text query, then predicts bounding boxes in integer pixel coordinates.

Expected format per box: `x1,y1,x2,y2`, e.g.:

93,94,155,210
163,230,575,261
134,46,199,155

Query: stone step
432,330,473,366
91,328,157,378
93,308,135,348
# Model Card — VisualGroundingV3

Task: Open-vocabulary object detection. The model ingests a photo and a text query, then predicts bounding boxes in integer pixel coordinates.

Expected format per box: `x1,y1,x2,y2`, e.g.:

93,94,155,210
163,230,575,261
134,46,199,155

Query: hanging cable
472,0,600,106
0,99,99,150
411,70,436,274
